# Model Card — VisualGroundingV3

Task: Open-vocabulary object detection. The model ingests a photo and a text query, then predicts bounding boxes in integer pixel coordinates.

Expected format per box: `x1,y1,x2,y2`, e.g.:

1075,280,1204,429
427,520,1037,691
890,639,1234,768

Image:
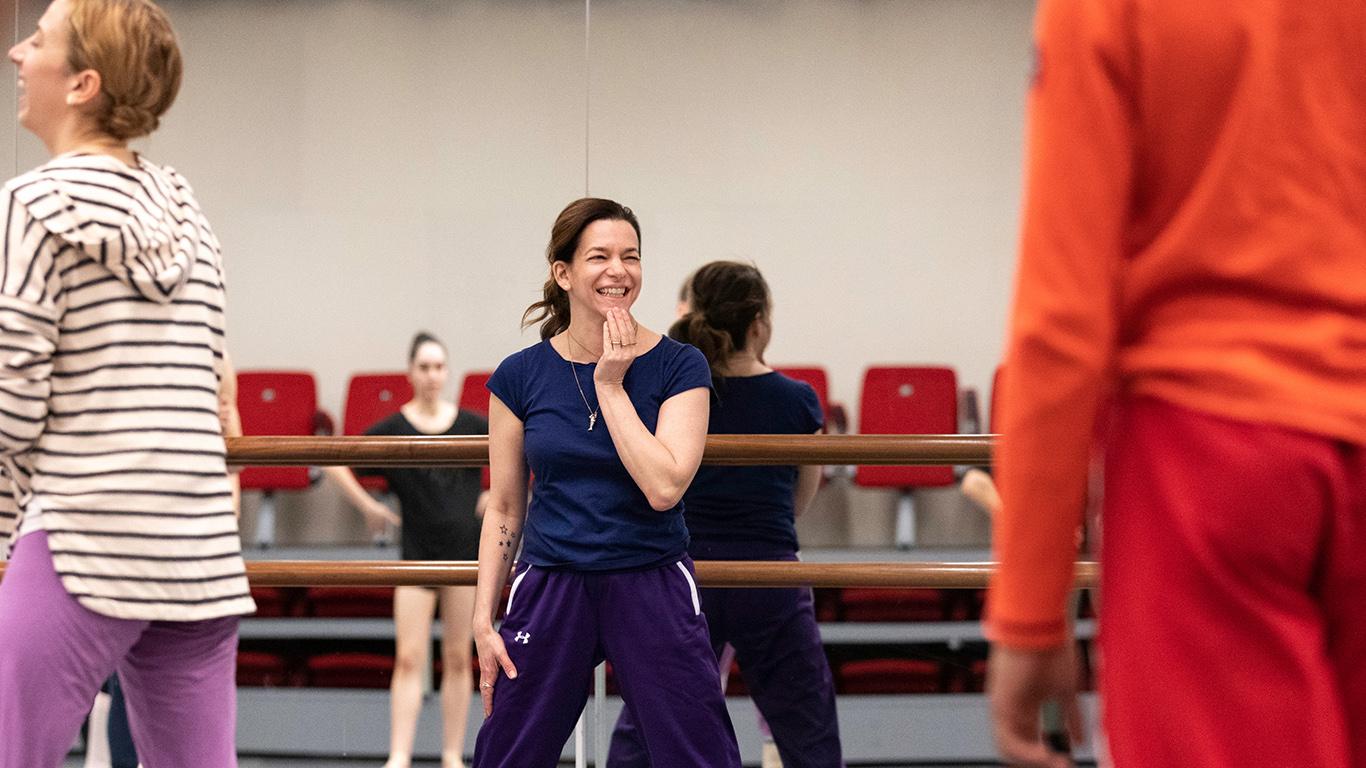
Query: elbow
483,497,525,523
647,495,680,513
645,482,688,512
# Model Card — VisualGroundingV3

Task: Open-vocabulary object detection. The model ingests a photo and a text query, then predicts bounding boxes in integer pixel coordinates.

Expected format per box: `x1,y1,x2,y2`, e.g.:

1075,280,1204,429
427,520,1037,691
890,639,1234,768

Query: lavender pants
472,557,741,768
0,532,240,768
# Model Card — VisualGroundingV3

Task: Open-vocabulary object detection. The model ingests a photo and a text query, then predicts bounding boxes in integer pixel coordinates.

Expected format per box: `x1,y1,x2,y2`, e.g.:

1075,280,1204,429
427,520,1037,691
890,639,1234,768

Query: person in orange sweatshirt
987,1,1366,767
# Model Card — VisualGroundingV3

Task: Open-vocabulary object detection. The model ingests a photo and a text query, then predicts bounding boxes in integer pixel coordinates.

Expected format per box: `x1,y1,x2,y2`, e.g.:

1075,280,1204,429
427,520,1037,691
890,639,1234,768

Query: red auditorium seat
855,366,959,548
304,586,395,618
838,658,945,695
813,588,841,622
722,657,749,697
457,370,493,489
962,588,986,621
342,372,412,493
966,658,988,693
772,365,848,434
236,370,334,547
457,370,493,417
236,651,293,687
839,588,951,622
305,653,394,689
248,586,302,618
603,660,620,696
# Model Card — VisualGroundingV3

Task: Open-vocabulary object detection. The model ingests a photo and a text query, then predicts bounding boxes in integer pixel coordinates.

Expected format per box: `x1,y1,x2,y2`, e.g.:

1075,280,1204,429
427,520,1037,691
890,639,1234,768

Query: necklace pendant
588,413,598,431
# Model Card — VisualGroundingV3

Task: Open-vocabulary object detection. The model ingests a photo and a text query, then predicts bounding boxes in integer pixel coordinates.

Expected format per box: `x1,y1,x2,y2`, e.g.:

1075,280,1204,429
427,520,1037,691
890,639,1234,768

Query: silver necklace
565,333,600,431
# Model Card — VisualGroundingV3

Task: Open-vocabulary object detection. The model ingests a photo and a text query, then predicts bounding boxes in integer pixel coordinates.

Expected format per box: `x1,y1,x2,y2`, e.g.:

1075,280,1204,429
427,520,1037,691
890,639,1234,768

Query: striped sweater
0,152,254,621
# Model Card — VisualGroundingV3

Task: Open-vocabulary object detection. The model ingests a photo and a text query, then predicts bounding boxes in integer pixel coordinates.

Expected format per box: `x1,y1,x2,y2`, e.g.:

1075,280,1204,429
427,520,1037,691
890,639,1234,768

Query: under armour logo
514,631,531,644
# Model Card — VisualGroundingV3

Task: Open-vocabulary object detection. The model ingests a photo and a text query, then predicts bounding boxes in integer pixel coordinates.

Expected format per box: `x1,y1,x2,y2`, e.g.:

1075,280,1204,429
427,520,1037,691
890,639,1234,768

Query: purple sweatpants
607,554,844,768
0,532,240,768
472,557,741,768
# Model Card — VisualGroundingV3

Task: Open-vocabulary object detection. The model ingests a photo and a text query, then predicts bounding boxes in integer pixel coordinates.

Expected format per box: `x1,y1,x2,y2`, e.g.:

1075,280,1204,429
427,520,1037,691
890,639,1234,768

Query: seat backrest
772,365,829,416
343,373,412,436
458,370,494,417
457,370,495,489
855,366,958,488
342,372,412,492
236,370,320,491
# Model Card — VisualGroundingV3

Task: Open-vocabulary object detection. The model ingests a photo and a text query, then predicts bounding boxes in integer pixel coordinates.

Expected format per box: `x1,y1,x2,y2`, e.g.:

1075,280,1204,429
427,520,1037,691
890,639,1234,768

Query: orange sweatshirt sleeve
988,0,1136,649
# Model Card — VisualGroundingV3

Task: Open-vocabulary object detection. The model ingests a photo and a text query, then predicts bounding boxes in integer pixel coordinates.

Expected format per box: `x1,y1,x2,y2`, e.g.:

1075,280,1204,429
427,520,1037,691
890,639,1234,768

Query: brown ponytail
667,261,771,374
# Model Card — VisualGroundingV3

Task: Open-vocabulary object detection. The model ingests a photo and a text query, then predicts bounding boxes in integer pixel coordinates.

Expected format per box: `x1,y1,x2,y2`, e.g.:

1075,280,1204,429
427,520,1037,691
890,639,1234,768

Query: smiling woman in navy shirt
607,261,842,768
470,198,741,768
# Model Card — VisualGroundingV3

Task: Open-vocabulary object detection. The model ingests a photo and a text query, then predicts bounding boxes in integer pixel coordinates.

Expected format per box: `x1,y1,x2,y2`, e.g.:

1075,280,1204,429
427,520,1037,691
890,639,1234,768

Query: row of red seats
235,369,493,497
254,586,1095,624
255,586,941,621
238,651,966,694
237,364,993,548
238,645,1096,695
236,364,991,495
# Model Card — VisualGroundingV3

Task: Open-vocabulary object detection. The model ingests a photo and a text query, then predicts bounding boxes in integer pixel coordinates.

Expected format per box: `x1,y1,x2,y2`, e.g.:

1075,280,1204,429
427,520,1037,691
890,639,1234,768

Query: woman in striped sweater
0,1,254,766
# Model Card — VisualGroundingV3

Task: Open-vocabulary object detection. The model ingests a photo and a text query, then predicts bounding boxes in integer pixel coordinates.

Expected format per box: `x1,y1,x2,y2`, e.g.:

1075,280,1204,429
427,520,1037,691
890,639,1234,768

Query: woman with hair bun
0,1,253,765
608,260,843,768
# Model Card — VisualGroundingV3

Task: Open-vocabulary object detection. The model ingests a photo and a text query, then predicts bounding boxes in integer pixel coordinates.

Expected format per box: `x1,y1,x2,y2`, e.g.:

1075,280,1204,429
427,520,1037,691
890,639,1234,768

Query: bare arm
473,394,530,715
322,465,400,531
597,384,708,512
594,309,709,511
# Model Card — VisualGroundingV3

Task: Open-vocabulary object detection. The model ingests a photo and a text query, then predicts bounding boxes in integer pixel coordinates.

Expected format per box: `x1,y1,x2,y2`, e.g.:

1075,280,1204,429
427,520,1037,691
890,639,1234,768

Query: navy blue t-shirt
486,336,711,571
683,372,823,556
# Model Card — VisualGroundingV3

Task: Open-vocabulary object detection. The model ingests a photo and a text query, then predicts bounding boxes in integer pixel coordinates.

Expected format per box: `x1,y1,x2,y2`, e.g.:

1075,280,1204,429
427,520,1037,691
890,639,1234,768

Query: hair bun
106,102,159,140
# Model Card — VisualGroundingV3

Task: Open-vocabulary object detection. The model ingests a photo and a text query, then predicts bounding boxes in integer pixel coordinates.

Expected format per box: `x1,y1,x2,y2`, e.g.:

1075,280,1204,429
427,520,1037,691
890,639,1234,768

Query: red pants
1101,398,1366,767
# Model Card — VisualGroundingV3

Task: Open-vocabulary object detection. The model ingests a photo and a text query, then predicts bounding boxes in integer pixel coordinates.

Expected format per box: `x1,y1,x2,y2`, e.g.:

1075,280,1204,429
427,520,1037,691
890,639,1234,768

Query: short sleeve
458,410,489,435
486,350,527,420
662,343,711,401
354,414,399,478
795,381,824,434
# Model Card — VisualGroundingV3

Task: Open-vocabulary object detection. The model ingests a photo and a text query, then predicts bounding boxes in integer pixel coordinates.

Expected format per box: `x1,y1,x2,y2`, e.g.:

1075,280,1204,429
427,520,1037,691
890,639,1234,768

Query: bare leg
438,585,476,768
387,586,438,768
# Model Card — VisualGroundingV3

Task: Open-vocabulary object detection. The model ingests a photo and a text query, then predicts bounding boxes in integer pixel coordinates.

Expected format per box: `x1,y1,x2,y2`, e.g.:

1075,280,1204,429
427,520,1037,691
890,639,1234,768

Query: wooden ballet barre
237,560,1097,589
0,560,1098,588
226,433,995,467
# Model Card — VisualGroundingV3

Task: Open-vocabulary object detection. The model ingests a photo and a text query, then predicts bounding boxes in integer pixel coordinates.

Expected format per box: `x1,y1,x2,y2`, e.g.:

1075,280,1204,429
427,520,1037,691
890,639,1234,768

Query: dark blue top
683,372,824,557
486,336,711,571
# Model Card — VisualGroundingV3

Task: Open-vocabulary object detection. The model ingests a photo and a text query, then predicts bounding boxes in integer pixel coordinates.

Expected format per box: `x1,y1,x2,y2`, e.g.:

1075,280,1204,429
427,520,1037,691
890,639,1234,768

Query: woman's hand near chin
594,307,640,386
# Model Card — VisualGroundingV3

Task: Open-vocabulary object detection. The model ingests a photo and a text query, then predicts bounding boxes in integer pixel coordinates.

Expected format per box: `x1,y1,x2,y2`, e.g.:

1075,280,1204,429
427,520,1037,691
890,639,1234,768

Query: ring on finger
480,682,493,689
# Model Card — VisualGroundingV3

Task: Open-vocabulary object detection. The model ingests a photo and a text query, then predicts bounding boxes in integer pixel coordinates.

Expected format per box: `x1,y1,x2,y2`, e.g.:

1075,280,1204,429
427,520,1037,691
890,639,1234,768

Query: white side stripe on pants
506,566,532,615
675,561,701,615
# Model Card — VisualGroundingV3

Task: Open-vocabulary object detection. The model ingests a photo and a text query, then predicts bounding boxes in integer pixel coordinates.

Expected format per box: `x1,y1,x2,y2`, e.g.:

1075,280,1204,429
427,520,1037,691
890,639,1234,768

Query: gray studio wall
7,0,1035,546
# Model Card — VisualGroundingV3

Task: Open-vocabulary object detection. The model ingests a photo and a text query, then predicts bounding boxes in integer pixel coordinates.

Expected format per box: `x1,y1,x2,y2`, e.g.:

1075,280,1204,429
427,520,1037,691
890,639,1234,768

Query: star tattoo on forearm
497,525,518,562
